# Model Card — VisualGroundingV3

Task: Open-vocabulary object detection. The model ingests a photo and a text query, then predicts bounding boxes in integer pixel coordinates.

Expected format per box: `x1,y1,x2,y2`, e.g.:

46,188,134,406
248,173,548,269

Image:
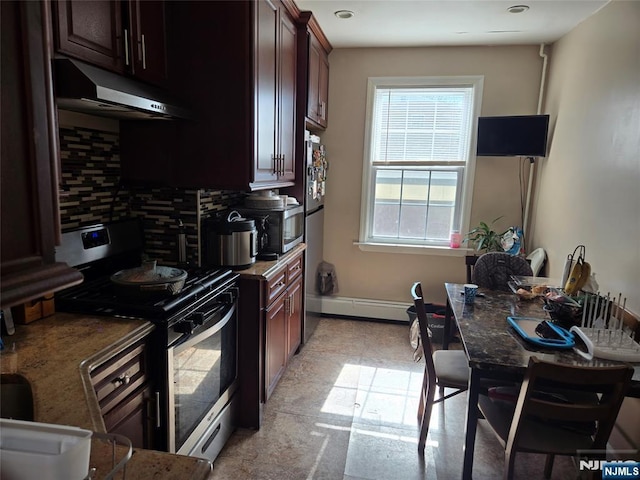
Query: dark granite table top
444,283,640,394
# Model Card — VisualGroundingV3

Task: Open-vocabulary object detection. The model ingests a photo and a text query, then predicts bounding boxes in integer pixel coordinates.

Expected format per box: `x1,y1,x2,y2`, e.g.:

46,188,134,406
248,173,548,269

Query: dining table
442,282,640,480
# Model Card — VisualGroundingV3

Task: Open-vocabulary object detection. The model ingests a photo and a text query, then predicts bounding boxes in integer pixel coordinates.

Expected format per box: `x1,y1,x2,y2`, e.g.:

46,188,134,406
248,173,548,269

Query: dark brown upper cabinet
252,0,296,187
127,0,167,86
1,1,83,310
52,0,167,86
121,0,298,191
299,12,331,130
53,0,124,72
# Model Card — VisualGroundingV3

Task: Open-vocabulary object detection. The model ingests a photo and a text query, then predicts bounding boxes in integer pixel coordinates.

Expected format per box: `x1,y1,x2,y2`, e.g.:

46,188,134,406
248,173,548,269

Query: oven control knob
174,320,194,335
188,312,206,326
219,291,235,304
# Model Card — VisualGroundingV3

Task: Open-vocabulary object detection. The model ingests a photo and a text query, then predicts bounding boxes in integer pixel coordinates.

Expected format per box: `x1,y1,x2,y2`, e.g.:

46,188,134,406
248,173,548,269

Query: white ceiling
295,0,610,48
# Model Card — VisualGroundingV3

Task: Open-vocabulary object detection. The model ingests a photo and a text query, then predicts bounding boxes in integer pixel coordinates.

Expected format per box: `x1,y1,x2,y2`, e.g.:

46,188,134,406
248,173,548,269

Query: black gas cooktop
55,219,237,322
55,266,237,321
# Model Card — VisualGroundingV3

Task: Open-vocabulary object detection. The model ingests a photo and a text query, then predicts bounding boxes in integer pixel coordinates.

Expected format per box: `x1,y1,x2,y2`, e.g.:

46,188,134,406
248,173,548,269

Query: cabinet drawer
265,266,287,305
91,339,148,414
287,254,303,283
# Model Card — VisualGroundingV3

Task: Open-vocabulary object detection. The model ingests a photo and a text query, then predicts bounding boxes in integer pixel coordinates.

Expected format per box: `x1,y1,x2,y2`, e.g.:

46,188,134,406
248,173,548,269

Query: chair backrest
526,247,546,277
411,282,436,388
472,252,533,291
509,357,633,452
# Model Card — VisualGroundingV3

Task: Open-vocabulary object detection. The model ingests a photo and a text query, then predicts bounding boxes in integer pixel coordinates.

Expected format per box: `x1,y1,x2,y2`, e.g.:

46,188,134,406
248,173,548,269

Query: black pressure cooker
204,211,257,269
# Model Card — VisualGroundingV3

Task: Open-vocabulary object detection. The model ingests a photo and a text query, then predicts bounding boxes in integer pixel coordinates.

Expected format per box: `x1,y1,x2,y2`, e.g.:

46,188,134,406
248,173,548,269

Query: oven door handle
195,304,227,325
172,302,236,353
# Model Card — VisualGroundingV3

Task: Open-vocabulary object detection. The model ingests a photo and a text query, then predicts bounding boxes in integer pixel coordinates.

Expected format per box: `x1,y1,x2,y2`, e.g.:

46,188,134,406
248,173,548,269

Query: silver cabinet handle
124,29,130,66
320,102,326,120
273,154,284,177
141,34,147,69
155,391,161,428
112,374,130,387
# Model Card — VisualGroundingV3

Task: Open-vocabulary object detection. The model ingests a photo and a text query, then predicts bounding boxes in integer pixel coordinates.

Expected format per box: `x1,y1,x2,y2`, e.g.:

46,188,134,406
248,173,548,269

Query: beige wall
322,46,544,304
530,1,640,451
530,1,640,316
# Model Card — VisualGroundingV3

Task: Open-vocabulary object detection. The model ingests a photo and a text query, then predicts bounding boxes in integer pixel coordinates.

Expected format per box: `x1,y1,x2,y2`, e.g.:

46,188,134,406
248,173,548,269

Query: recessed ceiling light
334,10,355,19
507,5,530,14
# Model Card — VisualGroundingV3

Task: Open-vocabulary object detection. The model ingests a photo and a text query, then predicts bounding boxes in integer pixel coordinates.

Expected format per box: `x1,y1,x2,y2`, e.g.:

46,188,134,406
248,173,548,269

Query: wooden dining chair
478,356,633,480
411,282,469,453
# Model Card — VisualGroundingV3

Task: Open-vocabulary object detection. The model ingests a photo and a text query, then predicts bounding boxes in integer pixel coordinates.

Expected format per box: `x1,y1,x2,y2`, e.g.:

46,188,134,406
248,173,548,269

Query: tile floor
211,318,579,479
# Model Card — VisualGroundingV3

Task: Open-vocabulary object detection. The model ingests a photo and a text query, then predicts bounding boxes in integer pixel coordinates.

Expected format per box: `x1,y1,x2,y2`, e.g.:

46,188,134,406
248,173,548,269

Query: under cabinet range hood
54,58,192,120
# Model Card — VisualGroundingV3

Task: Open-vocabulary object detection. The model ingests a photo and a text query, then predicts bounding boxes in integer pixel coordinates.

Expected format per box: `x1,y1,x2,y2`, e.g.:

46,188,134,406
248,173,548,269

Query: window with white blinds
360,76,483,249
372,87,473,164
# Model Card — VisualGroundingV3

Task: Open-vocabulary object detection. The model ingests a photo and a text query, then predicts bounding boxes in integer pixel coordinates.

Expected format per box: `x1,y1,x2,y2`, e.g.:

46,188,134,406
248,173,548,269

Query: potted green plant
464,216,506,252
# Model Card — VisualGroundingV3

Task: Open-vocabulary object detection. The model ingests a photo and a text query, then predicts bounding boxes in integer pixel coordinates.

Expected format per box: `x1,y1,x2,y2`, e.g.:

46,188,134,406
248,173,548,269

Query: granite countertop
0,312,212,479
235,242,306,279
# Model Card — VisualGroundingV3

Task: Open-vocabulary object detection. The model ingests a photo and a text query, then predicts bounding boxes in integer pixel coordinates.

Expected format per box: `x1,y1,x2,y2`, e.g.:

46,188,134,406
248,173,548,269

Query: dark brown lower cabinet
286,274,303,360
265,292,287,400
237,248,305,429
103,384,154,449
90,336,157,449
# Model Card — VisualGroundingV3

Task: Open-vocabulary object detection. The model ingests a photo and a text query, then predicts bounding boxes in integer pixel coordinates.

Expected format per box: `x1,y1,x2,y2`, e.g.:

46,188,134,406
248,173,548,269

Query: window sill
354,241,475,257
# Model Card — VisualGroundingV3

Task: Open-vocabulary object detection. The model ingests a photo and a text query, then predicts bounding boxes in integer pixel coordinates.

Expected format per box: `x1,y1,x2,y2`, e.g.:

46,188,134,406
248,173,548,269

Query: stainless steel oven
55,220,241,463
167,288,238,459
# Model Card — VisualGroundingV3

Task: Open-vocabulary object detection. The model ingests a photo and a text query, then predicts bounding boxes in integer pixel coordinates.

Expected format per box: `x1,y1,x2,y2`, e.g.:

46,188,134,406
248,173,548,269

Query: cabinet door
91,337,157,449
277,9,296,182
317,48,329,127
1,1,83,309
286,275,303,359
253,0,279,187
265,293,287,400
306,34,321,124
103,384,156,449
128,0,167,86
53,0,124,73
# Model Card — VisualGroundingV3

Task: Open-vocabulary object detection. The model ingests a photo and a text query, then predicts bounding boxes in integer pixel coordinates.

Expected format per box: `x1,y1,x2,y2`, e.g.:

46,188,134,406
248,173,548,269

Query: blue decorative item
501,226,523,255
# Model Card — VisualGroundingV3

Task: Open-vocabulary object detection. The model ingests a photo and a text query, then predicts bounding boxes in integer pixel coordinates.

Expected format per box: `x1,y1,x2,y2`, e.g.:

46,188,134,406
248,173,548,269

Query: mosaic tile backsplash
59,125,244,266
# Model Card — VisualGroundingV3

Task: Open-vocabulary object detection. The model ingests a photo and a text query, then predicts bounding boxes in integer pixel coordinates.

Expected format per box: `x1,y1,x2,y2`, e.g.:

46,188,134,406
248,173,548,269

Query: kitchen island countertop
0,312,212,479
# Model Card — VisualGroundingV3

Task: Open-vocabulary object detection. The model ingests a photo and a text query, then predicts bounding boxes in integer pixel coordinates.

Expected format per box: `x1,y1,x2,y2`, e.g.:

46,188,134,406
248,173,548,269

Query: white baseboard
310,294,410,323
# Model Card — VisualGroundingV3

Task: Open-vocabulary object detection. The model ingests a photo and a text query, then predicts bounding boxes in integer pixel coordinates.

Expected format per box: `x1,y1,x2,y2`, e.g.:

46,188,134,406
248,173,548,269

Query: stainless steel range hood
54,58,192,120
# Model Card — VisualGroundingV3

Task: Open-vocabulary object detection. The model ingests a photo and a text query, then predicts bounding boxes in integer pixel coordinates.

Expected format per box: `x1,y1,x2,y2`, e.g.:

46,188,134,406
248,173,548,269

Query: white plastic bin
0,418,92,480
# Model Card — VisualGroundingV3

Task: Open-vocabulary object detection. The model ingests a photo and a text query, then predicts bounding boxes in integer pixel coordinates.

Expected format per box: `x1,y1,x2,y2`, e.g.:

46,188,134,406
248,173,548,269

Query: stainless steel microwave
235,205,304,255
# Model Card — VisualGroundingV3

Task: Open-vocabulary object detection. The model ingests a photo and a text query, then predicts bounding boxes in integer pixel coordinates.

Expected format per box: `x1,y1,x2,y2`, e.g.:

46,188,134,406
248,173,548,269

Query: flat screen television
476,115,549,157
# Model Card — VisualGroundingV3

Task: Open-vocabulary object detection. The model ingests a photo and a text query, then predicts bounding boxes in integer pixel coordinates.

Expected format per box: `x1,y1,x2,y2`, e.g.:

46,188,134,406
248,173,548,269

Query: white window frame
357,75,484,255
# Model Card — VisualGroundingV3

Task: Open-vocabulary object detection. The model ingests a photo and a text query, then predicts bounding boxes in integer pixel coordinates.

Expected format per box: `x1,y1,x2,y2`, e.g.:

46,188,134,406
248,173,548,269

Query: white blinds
372,87,474,164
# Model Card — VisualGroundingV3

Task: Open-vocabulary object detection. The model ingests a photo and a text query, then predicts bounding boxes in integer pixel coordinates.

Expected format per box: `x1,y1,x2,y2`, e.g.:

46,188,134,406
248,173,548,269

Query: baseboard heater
312,295,409,322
